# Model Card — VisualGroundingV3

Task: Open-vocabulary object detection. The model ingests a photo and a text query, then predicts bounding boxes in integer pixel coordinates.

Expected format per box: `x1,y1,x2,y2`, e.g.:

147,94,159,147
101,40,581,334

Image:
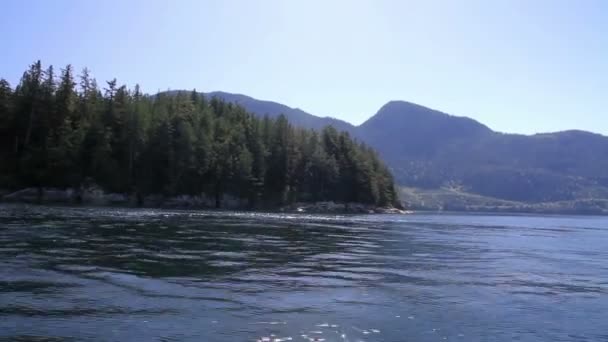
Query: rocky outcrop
2,187,81,203
373,207,412,214
3,188,45,203
75,184,129,205
282,201,410,214
159,194,247,209
161,195,212,208
2,186,129,206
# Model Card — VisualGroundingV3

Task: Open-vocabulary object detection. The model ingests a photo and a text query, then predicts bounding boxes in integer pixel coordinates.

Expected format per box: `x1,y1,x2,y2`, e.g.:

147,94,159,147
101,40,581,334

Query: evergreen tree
0,61,401,209
0,79,15,184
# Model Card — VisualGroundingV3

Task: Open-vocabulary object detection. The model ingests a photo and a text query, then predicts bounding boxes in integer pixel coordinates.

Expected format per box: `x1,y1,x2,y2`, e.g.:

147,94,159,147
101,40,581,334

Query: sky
1,0,607,134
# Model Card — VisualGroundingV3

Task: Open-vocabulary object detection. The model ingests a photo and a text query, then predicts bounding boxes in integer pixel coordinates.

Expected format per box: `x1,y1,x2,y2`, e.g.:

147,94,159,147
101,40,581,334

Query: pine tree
0,79,15,185
0,61,401,209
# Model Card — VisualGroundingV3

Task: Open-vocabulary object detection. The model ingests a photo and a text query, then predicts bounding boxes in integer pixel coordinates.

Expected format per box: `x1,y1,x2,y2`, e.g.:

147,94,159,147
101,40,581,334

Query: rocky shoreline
280,201,410,214
0,187,409,214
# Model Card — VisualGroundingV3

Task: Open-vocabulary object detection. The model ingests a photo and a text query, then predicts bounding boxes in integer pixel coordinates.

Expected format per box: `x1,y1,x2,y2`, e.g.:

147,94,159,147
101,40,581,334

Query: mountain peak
361,100,491,133
372,100,486,125
379,100,432,111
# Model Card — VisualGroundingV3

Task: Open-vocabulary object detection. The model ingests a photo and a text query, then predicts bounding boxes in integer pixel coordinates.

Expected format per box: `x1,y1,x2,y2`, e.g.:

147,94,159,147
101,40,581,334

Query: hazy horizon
2,0,607,134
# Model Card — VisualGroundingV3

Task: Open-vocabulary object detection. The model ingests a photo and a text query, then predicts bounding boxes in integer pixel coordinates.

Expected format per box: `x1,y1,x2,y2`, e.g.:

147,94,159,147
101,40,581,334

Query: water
0,205,607,342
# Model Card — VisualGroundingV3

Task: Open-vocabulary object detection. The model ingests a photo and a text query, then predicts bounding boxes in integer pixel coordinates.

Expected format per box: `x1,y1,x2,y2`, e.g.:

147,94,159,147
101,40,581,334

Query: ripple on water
0,205,607,341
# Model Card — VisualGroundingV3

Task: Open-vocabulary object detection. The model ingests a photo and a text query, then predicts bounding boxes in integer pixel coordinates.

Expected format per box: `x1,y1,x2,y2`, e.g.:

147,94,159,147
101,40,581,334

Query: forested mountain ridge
0,61,400,209
162,90,355,133
176,91,608,213
205,91,356,134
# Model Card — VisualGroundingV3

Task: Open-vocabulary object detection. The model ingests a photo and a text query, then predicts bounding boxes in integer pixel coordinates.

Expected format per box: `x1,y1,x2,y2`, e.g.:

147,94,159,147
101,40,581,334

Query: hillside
0,63,400,211
206,91,356,134
197,91,608,213
360,101,608,203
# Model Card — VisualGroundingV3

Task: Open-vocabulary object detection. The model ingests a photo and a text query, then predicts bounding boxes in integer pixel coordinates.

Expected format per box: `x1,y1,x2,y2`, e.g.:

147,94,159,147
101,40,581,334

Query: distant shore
400,188,608,216
406,206,608,216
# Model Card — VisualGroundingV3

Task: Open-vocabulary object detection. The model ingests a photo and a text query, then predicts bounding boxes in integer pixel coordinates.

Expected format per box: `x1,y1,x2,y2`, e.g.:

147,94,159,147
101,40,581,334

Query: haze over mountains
204,91,608,213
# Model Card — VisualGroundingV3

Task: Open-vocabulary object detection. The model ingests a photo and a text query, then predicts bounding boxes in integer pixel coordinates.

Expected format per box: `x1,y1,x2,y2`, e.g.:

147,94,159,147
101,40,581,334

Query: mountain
357,101,493,165
361,102,608,205
200,91,608,213
205,92,356,133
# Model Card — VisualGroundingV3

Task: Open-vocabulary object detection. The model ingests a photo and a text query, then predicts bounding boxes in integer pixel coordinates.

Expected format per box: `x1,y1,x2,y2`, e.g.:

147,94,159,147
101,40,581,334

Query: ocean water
0,205,606,341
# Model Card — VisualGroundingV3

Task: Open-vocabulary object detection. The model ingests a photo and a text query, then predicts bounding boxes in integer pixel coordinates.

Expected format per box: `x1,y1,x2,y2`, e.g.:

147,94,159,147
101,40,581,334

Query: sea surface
0,205,606,342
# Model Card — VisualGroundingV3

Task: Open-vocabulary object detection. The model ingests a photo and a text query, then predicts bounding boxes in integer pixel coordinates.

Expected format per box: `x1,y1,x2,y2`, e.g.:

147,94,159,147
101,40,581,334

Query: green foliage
0,62,400,208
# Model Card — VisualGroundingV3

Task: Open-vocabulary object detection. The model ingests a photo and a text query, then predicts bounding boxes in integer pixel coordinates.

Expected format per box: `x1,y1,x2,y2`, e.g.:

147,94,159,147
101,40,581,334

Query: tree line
0,61,400,208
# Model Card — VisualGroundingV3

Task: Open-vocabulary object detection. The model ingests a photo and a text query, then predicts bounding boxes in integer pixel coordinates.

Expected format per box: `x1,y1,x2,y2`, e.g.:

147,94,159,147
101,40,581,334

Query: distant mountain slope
358,101,608,203
206,91,356,133
173,90,608,207
357,101,493,160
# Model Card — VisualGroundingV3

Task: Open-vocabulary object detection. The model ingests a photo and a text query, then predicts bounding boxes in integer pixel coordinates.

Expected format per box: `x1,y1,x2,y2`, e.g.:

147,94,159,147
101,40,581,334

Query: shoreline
0,187,409,215
0,201,410,215
6,187,604,216
0,200,604,217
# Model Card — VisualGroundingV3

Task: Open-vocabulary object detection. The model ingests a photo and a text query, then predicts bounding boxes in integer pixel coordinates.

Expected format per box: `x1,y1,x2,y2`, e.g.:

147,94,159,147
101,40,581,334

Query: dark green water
0,205,606,342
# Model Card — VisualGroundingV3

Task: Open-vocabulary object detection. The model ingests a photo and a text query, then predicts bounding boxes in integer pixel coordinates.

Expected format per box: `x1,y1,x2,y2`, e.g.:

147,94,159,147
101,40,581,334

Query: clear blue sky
1,0,607,134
